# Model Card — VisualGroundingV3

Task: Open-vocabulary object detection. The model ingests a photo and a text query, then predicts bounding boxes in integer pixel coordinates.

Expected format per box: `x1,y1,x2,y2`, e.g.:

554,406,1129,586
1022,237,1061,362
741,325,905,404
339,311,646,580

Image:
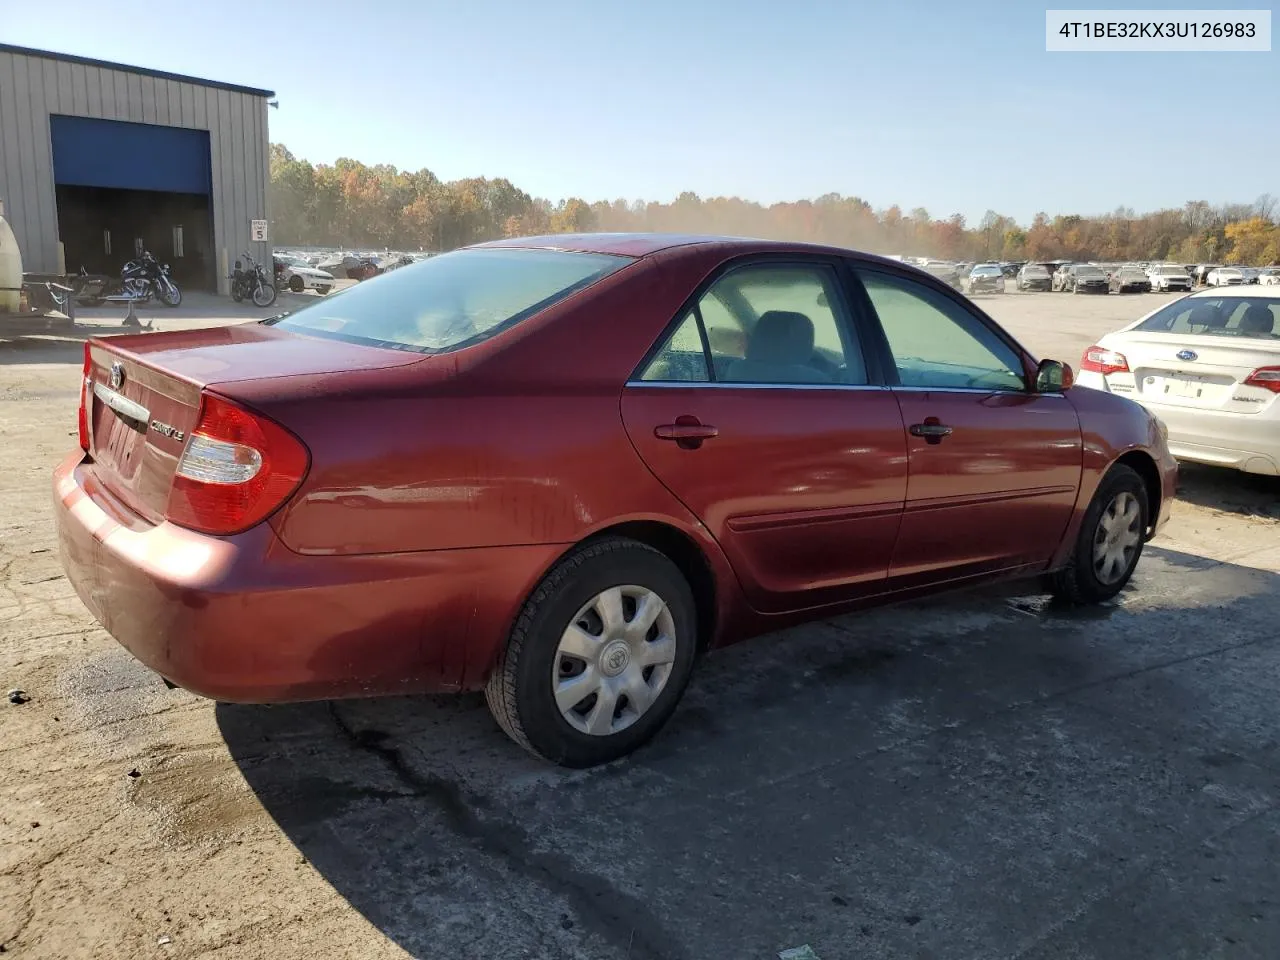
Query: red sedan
55,234,1176,766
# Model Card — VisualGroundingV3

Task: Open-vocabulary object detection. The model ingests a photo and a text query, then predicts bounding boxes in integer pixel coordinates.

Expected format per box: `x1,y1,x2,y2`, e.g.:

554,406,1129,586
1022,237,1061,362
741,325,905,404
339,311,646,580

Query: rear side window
268,248,632,354
638,262,869,385
1137,297,1279,340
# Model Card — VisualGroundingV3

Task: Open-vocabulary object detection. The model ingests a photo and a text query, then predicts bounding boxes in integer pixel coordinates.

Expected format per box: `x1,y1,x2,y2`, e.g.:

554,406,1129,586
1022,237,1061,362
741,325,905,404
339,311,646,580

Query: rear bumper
54,453,560,702
1075,378,1280,476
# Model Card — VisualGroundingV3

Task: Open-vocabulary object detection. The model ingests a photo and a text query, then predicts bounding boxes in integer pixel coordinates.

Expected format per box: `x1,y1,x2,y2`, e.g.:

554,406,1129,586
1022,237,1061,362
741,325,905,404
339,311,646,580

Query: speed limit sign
250,219,268,243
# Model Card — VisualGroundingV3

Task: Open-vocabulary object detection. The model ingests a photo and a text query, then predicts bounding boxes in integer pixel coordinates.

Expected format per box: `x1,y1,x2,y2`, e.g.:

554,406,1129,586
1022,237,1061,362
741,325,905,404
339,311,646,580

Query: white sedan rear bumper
1076,375,1280,475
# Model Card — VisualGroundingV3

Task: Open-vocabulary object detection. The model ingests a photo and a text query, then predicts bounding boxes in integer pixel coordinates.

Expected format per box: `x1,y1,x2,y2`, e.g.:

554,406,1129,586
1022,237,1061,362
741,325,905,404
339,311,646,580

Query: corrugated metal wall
0,48,269,294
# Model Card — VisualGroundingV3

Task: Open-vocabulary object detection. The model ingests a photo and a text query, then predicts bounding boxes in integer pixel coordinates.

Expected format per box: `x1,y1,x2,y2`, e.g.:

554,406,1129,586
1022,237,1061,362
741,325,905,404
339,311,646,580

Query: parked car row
895,254,1280,298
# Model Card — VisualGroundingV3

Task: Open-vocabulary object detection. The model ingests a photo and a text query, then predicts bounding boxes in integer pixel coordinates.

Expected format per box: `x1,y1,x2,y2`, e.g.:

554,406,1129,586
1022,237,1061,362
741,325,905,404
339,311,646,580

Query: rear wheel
1049,464,1148,604
485,538,698,767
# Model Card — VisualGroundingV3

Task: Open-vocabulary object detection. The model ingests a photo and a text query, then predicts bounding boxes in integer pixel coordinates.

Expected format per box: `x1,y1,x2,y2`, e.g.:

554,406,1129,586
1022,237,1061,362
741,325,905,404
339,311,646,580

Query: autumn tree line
269,144,1280,265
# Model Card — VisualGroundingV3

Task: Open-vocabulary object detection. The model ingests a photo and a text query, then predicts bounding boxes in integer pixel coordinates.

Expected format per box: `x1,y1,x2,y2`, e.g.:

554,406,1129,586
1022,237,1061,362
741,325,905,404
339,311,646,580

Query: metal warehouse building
0,44,273,294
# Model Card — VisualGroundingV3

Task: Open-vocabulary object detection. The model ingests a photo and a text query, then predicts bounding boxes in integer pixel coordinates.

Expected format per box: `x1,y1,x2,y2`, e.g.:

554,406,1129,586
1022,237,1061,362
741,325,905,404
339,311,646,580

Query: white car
1206,266,1246,287
1260,268,1280,286
1147,264,1192,293
1076,288,1280,475
275,256,335,295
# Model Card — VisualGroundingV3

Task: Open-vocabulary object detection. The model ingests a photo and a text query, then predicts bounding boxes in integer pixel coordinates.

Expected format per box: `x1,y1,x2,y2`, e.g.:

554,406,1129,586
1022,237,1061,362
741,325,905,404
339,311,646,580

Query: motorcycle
230,252,277,307
74,252,182,308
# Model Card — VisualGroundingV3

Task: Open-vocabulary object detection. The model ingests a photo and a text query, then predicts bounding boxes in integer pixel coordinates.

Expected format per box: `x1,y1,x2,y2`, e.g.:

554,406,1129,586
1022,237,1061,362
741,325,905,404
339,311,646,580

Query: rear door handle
655,417,718,449
909,419,952,444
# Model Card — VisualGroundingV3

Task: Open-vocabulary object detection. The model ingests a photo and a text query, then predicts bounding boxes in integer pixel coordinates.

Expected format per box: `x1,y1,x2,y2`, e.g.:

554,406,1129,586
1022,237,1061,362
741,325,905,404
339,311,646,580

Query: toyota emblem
1176,349,1198,362
109,362,125,390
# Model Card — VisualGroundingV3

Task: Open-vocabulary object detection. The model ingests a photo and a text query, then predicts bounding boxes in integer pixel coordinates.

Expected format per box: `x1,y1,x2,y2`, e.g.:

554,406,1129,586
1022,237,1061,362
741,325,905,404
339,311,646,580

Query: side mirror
1035,358,1074,393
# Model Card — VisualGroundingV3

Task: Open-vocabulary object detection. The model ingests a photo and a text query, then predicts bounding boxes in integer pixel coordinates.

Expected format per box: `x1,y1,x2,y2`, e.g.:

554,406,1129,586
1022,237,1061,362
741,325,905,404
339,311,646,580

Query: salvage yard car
962,263,1005,295
1077,288,1279,475
1016,262,1052,291
1060,263,1109,294
1110,265,1152,294
1207,266,1246,287
273,255,335,295
1147,263,1192,293
54,233,1176,767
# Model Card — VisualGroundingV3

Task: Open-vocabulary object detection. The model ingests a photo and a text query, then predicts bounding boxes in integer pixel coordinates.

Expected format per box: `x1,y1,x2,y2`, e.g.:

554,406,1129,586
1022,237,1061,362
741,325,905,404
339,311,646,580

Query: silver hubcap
1092,491,1141,585
552,585,677,737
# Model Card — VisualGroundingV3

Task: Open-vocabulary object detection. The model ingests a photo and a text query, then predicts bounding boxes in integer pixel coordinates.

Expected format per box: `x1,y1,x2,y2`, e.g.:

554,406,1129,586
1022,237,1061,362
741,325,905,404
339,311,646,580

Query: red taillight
1243,366,1280,394
165,393,309,536
1080,344,1130,376
78,342,91,451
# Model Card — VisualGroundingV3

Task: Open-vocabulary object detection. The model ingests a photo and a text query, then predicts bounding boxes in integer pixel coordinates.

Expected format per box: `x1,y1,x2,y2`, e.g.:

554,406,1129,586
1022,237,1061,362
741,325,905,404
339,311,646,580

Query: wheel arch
1115,449,1162,538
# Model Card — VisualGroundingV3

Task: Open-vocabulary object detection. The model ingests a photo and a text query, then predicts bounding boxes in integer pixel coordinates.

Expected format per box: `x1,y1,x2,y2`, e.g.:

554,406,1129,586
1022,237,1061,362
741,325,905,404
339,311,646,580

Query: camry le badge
109,362,125,390
1176,349,1198,362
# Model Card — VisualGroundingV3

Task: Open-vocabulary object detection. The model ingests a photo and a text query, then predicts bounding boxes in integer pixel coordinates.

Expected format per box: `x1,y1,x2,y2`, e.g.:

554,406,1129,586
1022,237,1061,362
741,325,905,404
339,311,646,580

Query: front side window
639,262,868,385
1136,297,1279,340
857,269,1027,392
268,247,632,354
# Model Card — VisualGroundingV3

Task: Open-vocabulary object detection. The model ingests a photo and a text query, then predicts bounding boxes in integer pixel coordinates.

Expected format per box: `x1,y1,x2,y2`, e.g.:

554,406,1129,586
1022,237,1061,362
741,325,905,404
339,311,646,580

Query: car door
850,265,1082,587
621,258,908,614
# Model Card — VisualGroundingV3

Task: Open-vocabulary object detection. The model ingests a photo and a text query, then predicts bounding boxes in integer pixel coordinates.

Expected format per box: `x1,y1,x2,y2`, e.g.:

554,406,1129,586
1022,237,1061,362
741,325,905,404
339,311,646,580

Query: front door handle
909,418,953,444
655,416,718,450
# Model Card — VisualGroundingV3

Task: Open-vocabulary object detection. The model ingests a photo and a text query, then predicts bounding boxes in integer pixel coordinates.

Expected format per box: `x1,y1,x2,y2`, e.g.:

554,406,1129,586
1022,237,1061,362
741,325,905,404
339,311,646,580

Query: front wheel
485,538,698,767
158,279,182,307
1049,464,1148,604
251,279,277,308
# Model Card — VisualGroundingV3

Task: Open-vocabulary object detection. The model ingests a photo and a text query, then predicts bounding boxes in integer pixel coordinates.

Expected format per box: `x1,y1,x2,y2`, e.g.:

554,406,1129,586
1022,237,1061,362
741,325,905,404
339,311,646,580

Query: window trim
846,262,1036,393
628,253,878,388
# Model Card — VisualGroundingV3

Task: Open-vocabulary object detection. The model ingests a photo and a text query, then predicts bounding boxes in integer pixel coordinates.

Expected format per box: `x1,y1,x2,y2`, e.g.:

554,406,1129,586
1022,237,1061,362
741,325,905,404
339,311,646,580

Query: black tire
288,276,304,293
1049,464,1148,605
315,286,331,296
485,537,699,767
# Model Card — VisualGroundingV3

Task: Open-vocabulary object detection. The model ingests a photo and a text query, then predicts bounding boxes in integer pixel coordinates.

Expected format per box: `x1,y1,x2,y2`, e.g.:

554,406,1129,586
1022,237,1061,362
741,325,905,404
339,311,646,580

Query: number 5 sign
250,219,269,243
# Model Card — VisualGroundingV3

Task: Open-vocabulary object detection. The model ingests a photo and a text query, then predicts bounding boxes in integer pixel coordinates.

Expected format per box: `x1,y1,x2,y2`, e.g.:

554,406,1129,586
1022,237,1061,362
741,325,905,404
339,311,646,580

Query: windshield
1023,266,1049,277
1154,266,1185,274
268,247,633,353
1075,266,1104,277
1137,296,1279,340
972,266,1001,276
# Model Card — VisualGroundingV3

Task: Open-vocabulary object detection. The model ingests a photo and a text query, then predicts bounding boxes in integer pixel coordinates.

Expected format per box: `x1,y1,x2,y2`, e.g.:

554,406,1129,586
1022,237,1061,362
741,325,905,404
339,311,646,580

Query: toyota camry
55,234,1177,766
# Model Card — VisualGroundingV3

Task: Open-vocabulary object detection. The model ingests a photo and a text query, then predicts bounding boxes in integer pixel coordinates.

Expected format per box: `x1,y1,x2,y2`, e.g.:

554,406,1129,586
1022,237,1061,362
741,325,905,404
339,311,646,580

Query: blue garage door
50,115,211,194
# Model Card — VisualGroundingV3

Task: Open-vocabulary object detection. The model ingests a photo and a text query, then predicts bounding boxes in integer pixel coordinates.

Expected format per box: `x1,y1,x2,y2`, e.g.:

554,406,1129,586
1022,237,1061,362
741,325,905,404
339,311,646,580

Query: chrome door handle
909,420,952,444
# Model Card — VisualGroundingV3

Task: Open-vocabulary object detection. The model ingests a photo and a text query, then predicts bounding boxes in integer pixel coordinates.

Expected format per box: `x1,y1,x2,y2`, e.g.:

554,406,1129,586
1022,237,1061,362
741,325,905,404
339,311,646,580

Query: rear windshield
1076,266,1104,277
1022,265,1049,276
267,248,633,353
1154,265,1185,274
1136,296,1279,340
972,265,1002,276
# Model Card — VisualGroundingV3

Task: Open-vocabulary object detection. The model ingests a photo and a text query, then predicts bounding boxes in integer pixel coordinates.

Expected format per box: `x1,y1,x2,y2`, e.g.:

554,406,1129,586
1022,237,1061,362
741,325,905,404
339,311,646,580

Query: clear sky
4,0,1277,224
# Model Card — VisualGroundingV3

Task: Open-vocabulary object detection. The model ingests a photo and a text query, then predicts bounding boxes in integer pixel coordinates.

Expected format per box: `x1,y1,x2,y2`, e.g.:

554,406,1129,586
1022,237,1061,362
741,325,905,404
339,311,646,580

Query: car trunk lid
84,323,423,523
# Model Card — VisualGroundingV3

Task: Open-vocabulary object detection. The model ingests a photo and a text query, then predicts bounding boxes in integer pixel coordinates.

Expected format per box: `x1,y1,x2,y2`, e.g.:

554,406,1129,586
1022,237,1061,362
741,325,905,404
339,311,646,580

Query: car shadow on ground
217,546,1280,960
1175,462,1280,520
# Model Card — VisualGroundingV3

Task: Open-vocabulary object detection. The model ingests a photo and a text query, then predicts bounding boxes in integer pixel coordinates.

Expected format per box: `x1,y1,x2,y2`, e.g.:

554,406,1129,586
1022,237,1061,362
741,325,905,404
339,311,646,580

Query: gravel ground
2,286,1278,959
